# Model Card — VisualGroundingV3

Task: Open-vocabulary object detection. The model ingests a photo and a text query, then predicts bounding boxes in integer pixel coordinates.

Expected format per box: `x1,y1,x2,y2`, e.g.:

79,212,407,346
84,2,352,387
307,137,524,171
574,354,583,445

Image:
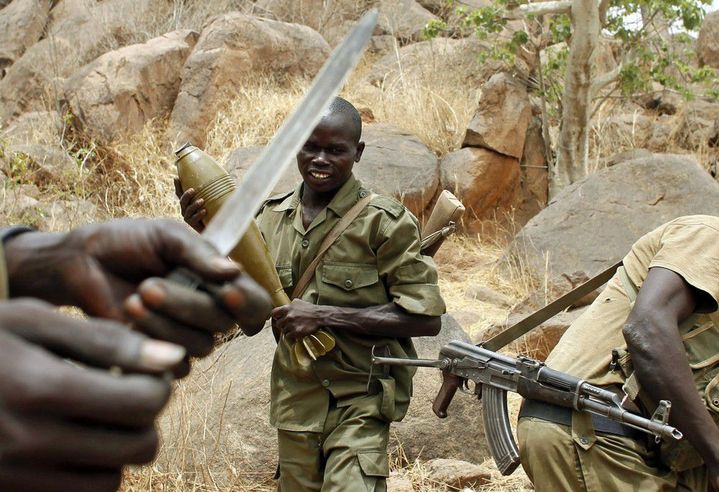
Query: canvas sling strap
482,260,624,351
291,192,375,300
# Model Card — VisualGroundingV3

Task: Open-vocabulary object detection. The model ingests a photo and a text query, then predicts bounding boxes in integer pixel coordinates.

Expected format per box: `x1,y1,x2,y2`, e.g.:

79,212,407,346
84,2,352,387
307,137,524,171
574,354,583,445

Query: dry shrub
205,74,312,162
345,54,475,156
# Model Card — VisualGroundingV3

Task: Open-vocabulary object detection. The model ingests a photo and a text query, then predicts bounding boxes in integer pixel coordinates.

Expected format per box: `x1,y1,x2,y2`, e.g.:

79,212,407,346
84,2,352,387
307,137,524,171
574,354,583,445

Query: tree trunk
550,0,600,198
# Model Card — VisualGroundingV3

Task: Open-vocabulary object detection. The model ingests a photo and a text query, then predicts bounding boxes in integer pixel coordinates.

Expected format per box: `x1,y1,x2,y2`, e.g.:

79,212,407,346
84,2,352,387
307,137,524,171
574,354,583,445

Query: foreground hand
174,177,207,233
272,299,326,341
0,299,182,492
5,219,272,363
708,460,719,491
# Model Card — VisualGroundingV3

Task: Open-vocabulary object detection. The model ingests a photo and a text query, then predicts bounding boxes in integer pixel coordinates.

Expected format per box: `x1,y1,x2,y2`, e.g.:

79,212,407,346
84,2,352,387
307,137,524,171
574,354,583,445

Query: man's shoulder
259,190,294,211
366,193,406,220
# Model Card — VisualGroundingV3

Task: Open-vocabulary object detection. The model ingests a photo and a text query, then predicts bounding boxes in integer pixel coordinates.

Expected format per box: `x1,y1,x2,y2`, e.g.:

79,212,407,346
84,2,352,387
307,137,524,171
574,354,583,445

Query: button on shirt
256,175,446,432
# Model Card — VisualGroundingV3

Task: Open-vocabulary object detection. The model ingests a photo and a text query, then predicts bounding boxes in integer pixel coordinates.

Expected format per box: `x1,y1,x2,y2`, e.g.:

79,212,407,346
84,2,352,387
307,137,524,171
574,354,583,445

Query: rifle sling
483,260,623,351
291,193,374,299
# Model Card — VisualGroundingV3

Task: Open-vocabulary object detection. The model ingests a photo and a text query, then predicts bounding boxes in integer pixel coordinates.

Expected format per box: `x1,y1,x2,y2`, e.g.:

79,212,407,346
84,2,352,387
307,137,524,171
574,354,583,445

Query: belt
519,399,644,440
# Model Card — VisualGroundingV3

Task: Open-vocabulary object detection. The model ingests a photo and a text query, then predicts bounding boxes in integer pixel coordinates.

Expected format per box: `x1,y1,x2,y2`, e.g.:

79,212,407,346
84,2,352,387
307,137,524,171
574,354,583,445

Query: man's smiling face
296,112,364,194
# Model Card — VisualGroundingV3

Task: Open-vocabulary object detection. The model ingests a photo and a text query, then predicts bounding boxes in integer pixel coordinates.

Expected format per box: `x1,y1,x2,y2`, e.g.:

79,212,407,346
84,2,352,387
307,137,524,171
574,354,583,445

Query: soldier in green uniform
518,215,719,491
0,218,272,491
179,97,446,491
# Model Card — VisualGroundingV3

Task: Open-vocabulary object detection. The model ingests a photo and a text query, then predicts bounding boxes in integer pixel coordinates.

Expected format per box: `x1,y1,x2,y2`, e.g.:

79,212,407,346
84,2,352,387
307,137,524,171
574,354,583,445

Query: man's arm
622,266,719,489
272,299,441,339
3,219,272,361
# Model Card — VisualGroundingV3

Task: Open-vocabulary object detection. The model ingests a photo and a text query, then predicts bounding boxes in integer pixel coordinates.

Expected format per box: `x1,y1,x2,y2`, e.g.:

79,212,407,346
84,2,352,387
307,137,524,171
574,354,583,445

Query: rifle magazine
482,385,521,476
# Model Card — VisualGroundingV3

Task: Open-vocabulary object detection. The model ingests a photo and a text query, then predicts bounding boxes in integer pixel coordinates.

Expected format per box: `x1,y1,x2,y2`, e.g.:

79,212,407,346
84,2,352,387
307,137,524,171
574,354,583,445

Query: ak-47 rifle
372,340,682,475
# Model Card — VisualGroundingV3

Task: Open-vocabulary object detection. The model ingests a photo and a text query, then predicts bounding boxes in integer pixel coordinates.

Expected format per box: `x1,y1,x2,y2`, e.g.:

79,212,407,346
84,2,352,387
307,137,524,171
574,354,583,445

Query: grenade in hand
174,143,335,366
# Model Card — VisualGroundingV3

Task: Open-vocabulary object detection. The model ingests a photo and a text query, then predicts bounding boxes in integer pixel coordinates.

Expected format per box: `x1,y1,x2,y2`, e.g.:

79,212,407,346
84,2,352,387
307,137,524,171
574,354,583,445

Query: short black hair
328,96,362,144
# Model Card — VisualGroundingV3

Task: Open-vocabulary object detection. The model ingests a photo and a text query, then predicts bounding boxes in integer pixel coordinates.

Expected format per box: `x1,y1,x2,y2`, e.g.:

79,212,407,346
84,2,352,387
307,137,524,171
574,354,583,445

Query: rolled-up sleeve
376,211,446,316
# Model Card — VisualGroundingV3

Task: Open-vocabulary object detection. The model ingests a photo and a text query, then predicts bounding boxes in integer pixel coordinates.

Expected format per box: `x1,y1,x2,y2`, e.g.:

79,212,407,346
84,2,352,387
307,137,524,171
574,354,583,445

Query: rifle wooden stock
421,190,465,257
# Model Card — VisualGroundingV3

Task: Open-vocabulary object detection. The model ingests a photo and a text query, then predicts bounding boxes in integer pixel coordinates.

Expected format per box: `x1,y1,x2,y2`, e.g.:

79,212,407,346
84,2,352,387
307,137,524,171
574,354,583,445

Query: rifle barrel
371,355,450,369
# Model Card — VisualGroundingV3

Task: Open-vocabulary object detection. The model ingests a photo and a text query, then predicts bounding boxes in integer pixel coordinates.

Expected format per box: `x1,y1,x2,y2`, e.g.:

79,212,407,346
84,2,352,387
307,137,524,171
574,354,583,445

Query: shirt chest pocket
318,262,388,308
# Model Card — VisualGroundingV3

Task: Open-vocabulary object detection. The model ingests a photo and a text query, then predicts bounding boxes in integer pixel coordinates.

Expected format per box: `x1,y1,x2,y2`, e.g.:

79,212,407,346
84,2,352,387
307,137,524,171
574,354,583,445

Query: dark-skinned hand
271,298,325,341
174,177,206,233
0,298,183,492
709,462,719,492
4,218,272,374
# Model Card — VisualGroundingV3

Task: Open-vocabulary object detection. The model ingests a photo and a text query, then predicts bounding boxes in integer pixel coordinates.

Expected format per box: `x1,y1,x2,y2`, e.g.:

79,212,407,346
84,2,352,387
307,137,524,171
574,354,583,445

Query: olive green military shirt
256,174,445,432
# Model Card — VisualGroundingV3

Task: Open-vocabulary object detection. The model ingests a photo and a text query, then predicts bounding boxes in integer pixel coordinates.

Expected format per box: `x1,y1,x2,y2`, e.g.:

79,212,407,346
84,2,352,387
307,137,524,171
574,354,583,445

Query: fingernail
211,257,240,273
140,339,186,371
125,294,149,320
222,288,246,308
139,280,166,308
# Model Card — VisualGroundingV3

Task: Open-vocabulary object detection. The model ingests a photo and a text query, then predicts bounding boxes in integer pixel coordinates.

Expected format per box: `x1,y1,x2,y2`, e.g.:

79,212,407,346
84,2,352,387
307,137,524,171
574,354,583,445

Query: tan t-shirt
547,215,719,386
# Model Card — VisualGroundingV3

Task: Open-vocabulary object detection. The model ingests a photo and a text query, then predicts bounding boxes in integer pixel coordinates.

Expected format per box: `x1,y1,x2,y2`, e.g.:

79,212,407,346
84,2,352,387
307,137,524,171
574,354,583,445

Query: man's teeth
310,171,330,179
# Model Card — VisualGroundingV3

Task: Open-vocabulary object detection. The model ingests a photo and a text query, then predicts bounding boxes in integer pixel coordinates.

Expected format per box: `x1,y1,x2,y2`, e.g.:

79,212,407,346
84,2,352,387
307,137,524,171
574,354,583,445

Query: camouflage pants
276,394,389,492
518,415,708,491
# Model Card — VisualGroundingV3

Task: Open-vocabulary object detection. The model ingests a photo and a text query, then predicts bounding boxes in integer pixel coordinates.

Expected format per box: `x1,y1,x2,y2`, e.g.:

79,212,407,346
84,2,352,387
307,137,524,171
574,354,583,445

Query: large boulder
0,183,101,231
517,115,548,223
356,123,438,218
698,10,719,69
0,0,155,122
0,0,51,76
157,314,490,484
1,111,63,144
377,0,438,42
463,72,532,159
675,99,719,149
507,154,719,285
63,30,198,143
439,147,521,221
168,14,330,148
225,145,300,196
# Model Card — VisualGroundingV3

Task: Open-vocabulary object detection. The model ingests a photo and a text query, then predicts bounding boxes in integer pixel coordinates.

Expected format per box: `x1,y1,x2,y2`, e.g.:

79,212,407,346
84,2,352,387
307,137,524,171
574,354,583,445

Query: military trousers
518,415,708,491
276,394,390,492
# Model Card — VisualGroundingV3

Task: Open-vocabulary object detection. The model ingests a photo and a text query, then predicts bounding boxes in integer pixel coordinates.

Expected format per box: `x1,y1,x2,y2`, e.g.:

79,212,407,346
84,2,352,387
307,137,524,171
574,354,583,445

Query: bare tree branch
590,64,621,98
505,1,572,19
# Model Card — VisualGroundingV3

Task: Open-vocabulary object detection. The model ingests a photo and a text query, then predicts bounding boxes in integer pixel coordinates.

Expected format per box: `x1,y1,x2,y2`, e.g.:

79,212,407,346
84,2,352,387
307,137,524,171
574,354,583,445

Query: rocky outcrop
63,30,198,143
698,10,719,69
377,0,438,42
507,154,719,284
676,99,719,149
160,314,490,484
357,123,438,218
517,115,548,222
0,183,101,231
0,0,51,76
463,73,532,159
440,147,521,221
4,143,78,186
0,0,155,122
168,14,330,148
225,145,300,196
1,111,63,144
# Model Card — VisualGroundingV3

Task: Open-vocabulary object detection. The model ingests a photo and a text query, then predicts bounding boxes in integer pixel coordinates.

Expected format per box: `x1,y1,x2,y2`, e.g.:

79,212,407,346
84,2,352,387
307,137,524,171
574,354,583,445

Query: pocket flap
276,266,293,289
357,451,389,478
321,263,379,291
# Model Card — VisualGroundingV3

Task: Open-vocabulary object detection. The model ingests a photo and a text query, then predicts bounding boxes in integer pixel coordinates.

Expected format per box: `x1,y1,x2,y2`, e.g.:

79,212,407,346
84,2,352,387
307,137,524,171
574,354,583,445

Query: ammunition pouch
614,267,719,472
